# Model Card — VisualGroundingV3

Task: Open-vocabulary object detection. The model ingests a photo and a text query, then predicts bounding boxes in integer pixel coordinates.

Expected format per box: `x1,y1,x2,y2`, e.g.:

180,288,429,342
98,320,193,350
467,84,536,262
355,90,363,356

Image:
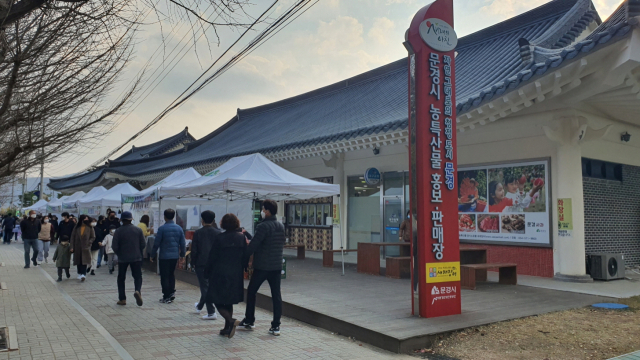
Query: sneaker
170,292,176,301
90,270,95,276
24,265,30,269
228,319,240,339
159,298,172,304
66,272,70,279
32,259,37,266
202,314,217,320
80,275,86,282
269,327,280,336
117,300,126,306
134,291,143,306
238,319,255,330
97,265,101,269
77,275,82,280
45,259,48,264
194,302,201,314
219,328,230,336
56,277,62,282
109,269,113,274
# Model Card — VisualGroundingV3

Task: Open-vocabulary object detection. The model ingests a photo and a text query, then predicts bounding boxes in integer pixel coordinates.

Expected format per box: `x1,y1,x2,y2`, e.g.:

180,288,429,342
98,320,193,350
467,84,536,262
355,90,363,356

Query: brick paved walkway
0,243,412,359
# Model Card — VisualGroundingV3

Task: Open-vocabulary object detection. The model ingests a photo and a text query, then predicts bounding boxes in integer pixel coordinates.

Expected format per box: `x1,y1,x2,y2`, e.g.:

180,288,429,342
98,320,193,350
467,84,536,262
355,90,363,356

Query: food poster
457,160,551,246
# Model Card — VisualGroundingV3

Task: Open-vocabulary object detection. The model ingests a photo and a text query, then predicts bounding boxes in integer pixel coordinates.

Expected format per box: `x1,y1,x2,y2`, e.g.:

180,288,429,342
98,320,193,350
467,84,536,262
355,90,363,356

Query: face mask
110,231,115,235
260,211,266,219
407,215,410,219
30,214,36,218
44,219,49,223
91,222,97,227
109,215,115,219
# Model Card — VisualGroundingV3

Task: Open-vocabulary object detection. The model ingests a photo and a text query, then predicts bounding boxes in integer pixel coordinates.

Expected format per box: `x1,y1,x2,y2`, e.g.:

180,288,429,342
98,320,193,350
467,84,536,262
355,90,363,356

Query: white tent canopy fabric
23,199,49,213
159,153,340,200
47,192,85,212
128,168,201,198
65,186,107,209
78,183,138,208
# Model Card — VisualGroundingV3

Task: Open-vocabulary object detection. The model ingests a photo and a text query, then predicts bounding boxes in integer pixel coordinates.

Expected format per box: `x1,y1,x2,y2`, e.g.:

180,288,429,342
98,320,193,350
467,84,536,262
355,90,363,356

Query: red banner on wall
406,0,461,318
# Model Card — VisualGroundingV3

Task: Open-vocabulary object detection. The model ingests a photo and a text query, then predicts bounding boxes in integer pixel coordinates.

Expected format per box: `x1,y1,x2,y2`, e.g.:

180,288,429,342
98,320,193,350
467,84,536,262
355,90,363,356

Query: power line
86,0,317,170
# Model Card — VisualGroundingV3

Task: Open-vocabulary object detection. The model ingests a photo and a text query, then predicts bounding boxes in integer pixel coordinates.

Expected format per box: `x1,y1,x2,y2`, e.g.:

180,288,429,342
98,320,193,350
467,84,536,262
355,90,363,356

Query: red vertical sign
407,0,461,318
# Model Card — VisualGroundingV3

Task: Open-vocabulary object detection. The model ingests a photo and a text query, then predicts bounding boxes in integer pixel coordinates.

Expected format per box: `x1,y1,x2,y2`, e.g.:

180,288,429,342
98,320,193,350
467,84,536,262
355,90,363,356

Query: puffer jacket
151,220,185,260
246,216,286,271
191,225,221,268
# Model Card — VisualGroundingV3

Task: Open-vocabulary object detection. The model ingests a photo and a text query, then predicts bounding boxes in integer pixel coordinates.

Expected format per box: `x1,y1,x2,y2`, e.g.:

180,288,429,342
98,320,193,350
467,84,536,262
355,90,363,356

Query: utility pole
10,176,15,209
21,171,26,208
39,123,45,200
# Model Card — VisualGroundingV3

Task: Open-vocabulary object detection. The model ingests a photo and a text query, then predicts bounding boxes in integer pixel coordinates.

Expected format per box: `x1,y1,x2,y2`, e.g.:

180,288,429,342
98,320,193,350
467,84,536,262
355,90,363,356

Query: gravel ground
412,296,640,360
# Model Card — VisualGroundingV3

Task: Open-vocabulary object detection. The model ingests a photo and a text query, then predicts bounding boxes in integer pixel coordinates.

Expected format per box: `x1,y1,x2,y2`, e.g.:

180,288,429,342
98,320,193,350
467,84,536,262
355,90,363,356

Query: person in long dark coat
205,213,247,339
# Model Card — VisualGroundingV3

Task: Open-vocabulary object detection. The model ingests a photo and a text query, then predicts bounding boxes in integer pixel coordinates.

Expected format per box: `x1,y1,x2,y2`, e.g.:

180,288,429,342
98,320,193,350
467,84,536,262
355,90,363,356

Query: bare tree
0,1,140,186
0,0,254,187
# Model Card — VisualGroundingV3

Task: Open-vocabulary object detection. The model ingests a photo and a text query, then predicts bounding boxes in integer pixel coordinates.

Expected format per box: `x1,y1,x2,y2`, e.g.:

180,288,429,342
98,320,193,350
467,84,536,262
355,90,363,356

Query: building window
286,203,331,228
582,158,623,181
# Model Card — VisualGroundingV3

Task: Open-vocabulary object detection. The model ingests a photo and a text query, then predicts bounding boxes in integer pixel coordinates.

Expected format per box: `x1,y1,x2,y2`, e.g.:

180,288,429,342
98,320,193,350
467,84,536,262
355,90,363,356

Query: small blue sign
364,168,381,185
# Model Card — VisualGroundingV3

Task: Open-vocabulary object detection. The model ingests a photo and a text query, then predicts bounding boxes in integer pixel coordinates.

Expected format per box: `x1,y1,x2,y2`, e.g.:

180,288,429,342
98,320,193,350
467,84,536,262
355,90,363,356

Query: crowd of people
0,199,286,339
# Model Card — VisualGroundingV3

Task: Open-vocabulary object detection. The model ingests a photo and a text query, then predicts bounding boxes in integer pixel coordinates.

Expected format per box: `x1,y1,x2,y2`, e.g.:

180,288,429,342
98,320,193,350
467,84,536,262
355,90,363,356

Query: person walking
105,211,121,231
2,214,15,244
205,213,247,338
57,212,75,244
37,215,54,263
70,215,95,281
50,215,59,245
239,199,285,336
53,235,72,281
21,210,42,268
102,225,117,274
111,211,145,306
88,218,100,275
191,210,220,320
95,215,108,269
13,217,21,242
151,209,186,304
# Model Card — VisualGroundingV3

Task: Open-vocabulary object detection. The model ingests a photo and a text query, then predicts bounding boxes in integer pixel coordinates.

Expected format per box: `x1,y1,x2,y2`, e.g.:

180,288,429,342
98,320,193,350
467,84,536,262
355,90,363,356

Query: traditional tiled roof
50,0,634,190
111,127,195,163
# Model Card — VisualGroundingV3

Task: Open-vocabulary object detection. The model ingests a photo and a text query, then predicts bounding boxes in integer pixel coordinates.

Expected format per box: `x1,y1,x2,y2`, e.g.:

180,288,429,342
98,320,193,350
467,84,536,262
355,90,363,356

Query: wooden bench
386,256,411,279
284,244,305,260
461,263,517,290
357,242,411,276
323,249,357,267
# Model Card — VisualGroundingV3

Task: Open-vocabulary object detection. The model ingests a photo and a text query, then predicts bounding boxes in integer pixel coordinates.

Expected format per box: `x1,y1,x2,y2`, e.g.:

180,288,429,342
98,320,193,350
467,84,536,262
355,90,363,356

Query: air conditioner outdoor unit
589,253,625,281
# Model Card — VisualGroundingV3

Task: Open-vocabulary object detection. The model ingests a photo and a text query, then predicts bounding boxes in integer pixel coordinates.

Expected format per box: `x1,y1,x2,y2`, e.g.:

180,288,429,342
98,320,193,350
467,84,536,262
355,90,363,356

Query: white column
332,153,346,250
545,117,594,281
555,141,588,277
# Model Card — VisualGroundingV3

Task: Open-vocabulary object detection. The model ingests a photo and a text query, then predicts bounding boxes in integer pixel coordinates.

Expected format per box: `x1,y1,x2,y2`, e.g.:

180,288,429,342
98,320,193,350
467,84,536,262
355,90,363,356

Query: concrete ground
0,243,412,360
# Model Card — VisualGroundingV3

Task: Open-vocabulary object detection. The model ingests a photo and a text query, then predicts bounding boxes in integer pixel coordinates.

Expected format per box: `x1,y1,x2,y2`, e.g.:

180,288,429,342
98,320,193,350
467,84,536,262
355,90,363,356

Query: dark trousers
23,239,38,266
159,259,177,299
245,269,282,328
195,266,215,315
57,267,70,278
215,304,234,329
77,264,87,275
3,230,12,243
118,261,142,301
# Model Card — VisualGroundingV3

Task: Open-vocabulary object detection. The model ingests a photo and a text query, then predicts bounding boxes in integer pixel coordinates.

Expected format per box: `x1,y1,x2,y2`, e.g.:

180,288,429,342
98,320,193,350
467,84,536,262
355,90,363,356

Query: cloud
479,0,547,20
368,17,396,45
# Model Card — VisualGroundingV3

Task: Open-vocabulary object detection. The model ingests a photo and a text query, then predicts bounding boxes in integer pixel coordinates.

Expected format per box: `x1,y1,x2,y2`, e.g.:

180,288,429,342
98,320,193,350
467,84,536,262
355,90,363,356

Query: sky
43,0,624,178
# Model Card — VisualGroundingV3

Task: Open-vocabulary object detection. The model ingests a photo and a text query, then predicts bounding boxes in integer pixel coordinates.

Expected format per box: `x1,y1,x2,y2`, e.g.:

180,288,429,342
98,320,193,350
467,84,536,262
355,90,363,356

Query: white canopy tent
47,192,85,215
65,186,107,216
23,199,49,213
159,153,343,271
160,153,340,201
77,183,138,216
121,168,202,230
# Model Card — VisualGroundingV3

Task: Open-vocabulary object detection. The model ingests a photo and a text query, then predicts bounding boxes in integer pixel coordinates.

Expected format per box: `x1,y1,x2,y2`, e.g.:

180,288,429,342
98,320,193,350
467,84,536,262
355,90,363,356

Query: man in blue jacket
151,208,186,304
